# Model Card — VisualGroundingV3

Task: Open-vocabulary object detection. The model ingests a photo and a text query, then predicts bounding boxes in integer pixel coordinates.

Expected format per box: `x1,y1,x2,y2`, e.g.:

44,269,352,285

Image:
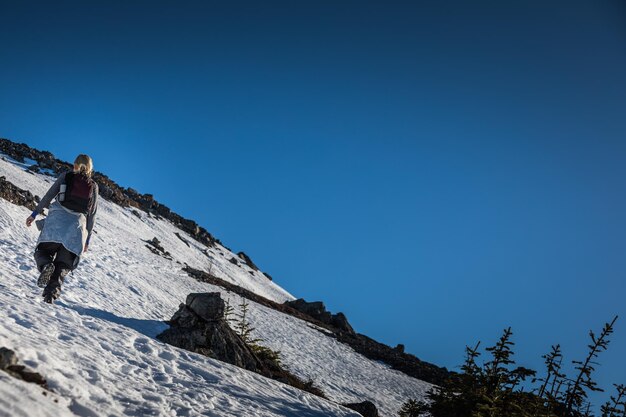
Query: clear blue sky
1,0,625,406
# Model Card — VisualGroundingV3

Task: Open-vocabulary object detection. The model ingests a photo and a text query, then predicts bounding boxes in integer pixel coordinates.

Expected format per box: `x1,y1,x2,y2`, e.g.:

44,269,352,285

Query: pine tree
476,328,536,417
398,399,429,417
534,344,567,416
564,316,618,415
601,384,626,417
402,318,621,417
224,296,235,323
232,299,282,369
484,328,516,398
234,299,262,345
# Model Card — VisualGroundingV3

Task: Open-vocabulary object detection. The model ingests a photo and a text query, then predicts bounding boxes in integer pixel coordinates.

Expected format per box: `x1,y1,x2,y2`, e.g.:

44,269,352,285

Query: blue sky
1,0,625,407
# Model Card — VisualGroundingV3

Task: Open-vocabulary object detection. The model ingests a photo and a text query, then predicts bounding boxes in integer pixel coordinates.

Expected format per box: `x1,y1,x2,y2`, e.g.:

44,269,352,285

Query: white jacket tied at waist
36,200,87,257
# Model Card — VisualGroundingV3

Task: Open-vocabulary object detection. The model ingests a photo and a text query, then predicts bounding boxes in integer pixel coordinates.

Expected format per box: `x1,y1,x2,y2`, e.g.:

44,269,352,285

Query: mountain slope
0,147,433,417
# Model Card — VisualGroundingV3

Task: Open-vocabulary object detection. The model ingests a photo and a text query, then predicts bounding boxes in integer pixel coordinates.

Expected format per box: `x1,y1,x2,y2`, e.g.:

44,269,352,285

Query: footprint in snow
8,313,34,329
158,350,176,361
69,400,100,417
133,337,156,355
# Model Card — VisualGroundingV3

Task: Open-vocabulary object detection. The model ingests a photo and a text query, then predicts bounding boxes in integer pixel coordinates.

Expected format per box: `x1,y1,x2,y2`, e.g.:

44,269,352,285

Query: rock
237,252,259,271
175,232,191,247
286,299,327,317
262,272,273,281
158,293,264,373
394,344,405,354
0,176,40,210
342,400,380,417
186,293,224,321
144,237,172,260
229,257,239,266
285,299,355,335
331,312,355,334
0,347,18,370
0,346,47,388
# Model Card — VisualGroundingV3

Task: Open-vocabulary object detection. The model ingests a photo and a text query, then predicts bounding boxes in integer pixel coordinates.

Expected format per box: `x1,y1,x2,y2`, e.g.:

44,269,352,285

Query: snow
0,155,433,416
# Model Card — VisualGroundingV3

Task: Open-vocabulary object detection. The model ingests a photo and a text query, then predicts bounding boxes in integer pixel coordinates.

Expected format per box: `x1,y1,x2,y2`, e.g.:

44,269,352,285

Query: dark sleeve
33,172,66,215
86,183,99,244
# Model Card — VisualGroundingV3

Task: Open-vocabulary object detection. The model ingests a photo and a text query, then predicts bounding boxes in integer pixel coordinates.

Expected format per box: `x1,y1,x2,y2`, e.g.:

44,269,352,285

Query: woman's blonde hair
74,154,93,177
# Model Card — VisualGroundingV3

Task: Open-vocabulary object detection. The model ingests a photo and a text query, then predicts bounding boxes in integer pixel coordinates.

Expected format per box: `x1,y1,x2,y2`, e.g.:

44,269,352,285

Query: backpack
59,172,95,214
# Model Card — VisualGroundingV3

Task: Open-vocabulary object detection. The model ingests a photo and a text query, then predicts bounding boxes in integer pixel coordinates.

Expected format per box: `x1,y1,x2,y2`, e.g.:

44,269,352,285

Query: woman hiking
25,154,99,303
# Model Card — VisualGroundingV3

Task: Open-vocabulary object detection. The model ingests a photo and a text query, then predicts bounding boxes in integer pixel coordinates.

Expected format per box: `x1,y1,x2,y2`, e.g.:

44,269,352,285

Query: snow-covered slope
0,153,432,417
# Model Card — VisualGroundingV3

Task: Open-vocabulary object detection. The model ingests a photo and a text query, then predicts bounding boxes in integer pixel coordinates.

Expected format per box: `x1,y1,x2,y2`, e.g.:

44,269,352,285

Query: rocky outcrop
0,176,40,210
0,138,219,248
342,401,379,417
285,299,355,335
336,332,450,386
237,252,259,271
157,292,328,398
0,347,47,388
157,293,265,373
144,237,172,260
175,232,191,247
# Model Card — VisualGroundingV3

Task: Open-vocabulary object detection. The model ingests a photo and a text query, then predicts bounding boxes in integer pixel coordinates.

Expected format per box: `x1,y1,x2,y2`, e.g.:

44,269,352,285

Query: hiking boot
58,268,71,280
42,279,62,304
37,263,55,288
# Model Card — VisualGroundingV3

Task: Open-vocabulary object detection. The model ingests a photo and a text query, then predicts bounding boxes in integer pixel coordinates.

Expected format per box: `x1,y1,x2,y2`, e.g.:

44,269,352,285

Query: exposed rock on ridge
0,175,40,210
237,251,259,271
144,237,173,260
285,298,355,335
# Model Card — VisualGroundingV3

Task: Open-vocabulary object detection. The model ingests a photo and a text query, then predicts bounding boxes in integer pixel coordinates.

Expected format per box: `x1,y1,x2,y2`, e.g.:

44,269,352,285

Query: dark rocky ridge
183,266,452,386
285,298,355,335
0,175,40,210
0,138,219,249
237,251,259,271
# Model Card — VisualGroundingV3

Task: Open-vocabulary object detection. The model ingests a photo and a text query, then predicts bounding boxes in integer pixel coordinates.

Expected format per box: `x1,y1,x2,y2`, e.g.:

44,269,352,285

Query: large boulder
186,293,225,322
157,293,265,373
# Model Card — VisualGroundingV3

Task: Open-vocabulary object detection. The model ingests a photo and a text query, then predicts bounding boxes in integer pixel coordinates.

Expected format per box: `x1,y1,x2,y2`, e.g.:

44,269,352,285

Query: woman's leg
52,246,76,272
35,242,61,288
34,242,57,272
42,245,76,303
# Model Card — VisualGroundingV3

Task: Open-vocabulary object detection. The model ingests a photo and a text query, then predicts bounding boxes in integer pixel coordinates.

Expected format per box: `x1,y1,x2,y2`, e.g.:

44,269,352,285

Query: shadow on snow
59,302,169,338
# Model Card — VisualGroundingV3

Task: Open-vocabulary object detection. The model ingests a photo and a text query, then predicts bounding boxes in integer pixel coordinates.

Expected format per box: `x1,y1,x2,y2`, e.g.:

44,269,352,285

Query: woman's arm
33,172,66,216
26,172,66,226
85,182,99,248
